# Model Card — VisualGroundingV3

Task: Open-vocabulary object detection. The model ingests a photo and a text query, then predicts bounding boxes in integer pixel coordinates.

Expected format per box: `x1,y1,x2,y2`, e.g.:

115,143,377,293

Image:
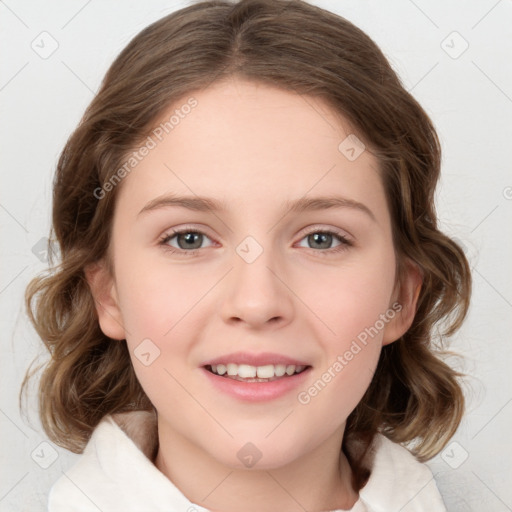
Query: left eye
297,231,349,250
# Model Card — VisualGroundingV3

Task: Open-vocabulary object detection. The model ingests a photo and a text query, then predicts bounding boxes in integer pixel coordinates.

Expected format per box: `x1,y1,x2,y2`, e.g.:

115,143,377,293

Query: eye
159,227,215,255
296,228,352,254
158,226,353,257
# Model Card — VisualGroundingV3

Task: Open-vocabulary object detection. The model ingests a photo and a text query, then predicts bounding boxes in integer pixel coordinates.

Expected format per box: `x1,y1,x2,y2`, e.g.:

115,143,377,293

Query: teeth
286,365,296,375
209,363,306,379
274,364,287,377
238,364,257,378
256,364,274,379
226,363,238,376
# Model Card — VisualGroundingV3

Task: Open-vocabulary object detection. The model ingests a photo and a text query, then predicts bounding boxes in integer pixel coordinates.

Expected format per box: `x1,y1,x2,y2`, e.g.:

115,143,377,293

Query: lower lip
200,367,312,402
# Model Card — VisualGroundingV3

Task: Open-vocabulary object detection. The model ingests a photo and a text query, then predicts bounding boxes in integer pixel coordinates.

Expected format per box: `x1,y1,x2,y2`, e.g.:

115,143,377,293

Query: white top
48,411,447,512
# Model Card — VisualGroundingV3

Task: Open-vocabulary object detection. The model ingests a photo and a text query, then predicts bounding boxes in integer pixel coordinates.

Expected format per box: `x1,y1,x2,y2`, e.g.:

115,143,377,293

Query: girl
22,0,471,510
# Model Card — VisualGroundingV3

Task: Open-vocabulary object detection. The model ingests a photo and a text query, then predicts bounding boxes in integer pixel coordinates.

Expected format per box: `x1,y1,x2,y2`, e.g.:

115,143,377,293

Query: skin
87,77,421,512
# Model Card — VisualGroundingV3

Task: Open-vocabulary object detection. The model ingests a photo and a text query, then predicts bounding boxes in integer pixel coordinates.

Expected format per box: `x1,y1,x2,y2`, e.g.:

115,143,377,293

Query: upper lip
201,351,311,367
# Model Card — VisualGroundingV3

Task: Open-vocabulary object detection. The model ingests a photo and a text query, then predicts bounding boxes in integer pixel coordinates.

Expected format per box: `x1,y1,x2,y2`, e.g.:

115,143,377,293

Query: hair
21,0,471,491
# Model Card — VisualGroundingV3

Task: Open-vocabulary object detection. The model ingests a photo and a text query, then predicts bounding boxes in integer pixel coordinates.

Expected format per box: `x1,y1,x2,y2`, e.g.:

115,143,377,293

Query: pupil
178,232,202,249
309,232,331,249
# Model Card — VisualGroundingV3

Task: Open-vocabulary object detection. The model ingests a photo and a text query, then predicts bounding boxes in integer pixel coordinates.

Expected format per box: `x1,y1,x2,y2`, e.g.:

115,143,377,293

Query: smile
201,364,312,401
206,363,308,381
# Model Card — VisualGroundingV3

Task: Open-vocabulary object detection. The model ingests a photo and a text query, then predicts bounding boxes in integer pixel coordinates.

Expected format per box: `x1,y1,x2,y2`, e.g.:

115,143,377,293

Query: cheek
297,250,395,408
115,253,215,337
297,287,385,424
305,251,396,344
114,257,216,394
298,345,381,436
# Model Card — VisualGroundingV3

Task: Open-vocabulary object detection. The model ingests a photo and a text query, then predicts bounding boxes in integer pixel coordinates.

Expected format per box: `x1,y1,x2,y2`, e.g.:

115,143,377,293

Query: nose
220,242,294,329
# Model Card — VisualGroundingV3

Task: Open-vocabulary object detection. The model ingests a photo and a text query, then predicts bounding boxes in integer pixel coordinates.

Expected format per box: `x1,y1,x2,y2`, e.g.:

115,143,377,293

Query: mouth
204,363,311,383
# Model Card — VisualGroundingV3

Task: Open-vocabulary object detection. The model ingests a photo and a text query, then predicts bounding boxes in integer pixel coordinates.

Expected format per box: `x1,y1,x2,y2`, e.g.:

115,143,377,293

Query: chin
206,437,306,471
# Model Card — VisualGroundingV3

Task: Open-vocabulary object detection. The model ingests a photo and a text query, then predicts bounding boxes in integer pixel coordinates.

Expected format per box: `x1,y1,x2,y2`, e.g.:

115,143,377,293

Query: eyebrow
138,193,376,221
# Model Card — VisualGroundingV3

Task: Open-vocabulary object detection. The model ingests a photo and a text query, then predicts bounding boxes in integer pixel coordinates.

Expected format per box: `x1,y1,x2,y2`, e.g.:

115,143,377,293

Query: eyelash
158,226,353,257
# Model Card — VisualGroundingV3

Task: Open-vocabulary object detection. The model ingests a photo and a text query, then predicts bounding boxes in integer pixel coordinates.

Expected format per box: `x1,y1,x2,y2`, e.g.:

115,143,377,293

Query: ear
85,260,126,340
382,259,422,346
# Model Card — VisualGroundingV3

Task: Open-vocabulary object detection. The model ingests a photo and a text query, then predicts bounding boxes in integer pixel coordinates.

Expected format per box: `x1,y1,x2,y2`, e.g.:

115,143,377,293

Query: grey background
1,0,511,510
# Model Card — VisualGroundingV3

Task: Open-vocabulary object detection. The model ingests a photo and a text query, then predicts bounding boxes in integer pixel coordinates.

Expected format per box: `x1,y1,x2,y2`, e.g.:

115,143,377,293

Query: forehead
114,78,388,222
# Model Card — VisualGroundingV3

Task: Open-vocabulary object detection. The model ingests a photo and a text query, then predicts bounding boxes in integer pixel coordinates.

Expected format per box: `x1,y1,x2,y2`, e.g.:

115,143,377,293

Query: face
91,77,418,471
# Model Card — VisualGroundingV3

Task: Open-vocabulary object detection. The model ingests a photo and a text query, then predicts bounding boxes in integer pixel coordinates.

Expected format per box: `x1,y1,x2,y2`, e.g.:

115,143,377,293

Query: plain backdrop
1,1,511,511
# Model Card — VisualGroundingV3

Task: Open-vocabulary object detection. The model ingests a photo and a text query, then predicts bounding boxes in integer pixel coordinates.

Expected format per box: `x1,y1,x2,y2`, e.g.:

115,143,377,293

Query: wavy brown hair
21,0,471,491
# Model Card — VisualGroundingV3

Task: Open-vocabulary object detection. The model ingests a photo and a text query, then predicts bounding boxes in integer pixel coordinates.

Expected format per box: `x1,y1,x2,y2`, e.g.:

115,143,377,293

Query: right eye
158,227,216,255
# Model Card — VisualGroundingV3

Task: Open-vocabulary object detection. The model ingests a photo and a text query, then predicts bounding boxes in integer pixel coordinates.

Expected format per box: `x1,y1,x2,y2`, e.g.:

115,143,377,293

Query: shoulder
47,412,157,511
48,414,136,511
47,415,119,511
359,434,447,512
48,410,209,512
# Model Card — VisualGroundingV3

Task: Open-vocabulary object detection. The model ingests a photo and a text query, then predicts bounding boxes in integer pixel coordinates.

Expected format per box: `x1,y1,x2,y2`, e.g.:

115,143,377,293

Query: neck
154,418,359,512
